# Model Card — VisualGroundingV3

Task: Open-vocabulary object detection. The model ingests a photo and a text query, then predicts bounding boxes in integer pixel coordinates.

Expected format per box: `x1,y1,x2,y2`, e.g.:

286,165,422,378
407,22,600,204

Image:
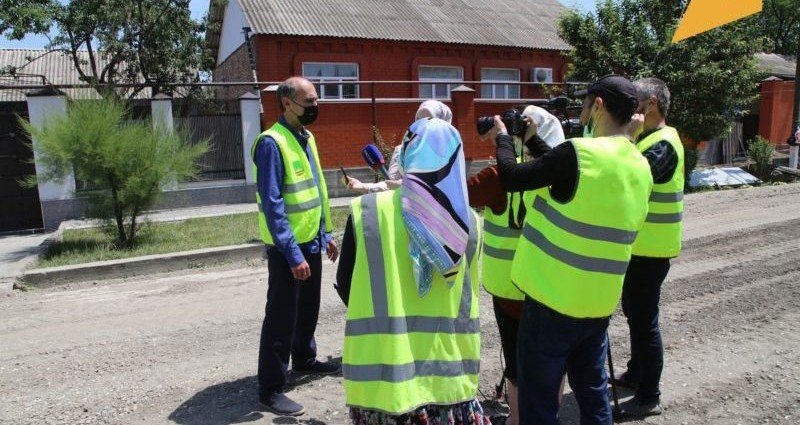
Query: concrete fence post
26,87,75,230
240,91,262,184
790,145,799,169
151,93,174,131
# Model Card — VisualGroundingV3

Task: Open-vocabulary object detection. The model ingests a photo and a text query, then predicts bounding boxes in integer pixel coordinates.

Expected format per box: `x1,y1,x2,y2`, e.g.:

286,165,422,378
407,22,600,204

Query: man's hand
627,113,645,141
326,239,339,263
291,260,311,281
478,115,508,145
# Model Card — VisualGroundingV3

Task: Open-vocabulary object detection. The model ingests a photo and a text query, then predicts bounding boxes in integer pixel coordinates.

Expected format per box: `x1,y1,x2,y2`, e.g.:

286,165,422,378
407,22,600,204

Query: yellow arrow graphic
672,0,762,43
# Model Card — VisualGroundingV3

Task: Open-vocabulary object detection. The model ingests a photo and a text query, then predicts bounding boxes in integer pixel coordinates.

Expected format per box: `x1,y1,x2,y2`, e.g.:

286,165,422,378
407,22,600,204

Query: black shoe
490,415,508,425
258,392,305,416
292,360,340,375
618,397,662,417
610,371,640,390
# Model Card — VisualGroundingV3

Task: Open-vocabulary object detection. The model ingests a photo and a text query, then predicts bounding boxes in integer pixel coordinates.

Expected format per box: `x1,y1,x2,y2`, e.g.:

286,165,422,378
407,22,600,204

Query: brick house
207,0,571,167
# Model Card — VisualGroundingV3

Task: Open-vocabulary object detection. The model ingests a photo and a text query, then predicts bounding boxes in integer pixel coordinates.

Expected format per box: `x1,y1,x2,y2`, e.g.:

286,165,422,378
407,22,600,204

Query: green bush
23,98,208,247
746,136,775,181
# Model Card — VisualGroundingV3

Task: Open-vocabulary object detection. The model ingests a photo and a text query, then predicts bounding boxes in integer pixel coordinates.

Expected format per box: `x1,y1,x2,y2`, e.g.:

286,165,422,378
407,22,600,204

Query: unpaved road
2,184,800,425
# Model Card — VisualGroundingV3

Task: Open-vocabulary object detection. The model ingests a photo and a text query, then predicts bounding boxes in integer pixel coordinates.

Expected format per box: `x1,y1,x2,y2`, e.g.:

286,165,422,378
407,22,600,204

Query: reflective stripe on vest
481,190,525,301
511,136,652,318
632,126,685,257
251,122,332,245
344,191,481,414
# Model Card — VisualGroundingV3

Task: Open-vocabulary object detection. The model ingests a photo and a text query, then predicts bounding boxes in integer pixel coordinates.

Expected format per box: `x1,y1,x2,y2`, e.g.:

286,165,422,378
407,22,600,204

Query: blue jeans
517,298,612,425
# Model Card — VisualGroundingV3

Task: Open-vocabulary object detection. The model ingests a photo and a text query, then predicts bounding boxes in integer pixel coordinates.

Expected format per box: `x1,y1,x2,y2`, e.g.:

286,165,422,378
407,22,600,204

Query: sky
0,0,597,49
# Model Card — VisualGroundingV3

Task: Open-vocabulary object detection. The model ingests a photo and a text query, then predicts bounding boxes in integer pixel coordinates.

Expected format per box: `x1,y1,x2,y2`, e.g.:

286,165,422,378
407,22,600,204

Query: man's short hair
634,77,671,117
276,79,299,112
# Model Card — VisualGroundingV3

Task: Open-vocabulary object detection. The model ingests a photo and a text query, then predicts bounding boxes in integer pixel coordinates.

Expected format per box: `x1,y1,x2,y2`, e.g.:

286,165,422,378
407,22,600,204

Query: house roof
755,53,796,80
208,0,571,60
0,49,148,102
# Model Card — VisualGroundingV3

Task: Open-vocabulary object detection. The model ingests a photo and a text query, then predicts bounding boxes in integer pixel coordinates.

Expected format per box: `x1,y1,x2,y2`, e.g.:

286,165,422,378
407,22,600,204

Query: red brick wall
213,43,253,100
759,79,797,144
254,35,568,167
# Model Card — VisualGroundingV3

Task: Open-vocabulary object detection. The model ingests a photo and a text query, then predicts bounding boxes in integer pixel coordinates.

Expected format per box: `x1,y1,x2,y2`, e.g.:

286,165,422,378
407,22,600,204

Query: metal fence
175,113,245,181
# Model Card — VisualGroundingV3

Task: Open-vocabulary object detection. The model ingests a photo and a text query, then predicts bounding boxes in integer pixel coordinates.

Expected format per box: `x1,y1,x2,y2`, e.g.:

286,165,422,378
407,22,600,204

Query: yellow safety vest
344,190,482,415
482,190,525,301
632,126,685,258
511,136,653,318
251,122,332,245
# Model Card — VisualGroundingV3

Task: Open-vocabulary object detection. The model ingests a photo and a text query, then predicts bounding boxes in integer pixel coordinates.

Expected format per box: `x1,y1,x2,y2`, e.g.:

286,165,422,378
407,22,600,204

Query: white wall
217,0,249,66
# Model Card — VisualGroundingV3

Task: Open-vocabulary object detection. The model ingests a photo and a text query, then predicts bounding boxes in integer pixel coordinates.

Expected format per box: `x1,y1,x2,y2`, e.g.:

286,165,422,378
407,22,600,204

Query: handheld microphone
361,144,389,179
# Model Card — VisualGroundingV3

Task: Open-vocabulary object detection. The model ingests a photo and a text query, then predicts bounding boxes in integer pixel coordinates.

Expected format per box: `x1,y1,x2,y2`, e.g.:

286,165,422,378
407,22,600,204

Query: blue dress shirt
254,117,332,267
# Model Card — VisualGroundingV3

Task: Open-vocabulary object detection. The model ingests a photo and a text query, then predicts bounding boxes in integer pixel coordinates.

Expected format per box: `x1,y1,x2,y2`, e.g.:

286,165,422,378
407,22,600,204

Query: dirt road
2,184,800,425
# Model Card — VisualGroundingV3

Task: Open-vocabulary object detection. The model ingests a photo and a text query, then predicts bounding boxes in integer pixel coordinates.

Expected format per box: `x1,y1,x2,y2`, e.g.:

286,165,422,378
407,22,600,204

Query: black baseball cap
574,74,639,116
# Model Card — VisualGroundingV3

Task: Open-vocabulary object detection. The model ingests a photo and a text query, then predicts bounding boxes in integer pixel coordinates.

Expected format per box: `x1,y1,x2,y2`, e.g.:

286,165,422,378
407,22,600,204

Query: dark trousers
517,298,612,425
493,297,522,382
257,247,322,397
621,256,670,403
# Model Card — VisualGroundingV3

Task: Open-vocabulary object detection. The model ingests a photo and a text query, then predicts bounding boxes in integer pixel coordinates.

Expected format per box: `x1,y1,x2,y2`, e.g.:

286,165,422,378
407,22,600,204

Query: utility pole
242,27,263,128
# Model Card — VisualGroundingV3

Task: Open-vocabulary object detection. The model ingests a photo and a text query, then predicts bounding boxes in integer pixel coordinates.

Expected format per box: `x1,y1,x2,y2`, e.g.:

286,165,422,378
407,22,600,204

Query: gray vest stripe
649,191,683,203
533,197,638,244
646,212,683,224
459,213,478,319
343,360,481,383
482,244,516,261
345,316,480,336
361,193,388,317
522,224,630,275
483,220,522,239
284,197,322,214
284,178,317,194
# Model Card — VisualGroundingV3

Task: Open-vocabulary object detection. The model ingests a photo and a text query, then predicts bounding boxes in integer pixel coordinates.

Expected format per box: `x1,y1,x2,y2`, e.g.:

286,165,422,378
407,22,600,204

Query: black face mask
290,99,319,126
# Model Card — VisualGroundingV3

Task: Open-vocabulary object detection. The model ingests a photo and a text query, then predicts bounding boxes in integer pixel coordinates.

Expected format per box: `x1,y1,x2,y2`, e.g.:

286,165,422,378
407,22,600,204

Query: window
419,66,464,99
302,62,359,99
481,68,521,99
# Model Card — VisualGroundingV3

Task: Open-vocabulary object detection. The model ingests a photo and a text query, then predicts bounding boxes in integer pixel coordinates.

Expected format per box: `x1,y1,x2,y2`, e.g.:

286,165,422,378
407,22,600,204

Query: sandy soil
2,184,800,425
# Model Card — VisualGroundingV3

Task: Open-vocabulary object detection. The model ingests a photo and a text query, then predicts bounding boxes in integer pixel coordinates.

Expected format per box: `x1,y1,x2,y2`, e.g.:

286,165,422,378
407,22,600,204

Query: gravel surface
2,184,800,424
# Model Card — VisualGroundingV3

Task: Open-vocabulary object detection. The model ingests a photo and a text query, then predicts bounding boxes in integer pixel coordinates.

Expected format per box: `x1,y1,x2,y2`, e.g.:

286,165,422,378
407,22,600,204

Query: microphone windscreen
361,144,386,169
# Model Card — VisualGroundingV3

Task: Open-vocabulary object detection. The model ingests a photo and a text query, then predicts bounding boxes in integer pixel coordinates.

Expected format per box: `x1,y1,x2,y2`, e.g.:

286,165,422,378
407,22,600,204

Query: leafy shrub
746,136,775,181
23,98,208,247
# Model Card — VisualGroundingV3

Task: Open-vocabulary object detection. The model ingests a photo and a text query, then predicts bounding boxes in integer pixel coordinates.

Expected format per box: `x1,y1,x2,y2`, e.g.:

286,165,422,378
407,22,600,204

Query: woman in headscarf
467,105,565,425
335,117,490,425
346,100,453,193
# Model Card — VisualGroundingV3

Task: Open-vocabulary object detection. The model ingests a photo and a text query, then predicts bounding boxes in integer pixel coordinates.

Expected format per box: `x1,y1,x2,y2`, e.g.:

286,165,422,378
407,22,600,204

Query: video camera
477,109,528,137
476,96,585,139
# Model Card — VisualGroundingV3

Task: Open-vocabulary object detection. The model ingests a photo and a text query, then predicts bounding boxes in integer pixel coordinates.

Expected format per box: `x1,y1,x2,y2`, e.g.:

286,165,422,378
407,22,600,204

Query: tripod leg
607,332,621,419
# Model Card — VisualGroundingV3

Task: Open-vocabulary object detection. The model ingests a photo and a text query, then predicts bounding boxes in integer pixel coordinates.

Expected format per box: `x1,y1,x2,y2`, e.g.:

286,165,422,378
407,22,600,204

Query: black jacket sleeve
334,215,356,306
495,133,578,202
641,140,679,184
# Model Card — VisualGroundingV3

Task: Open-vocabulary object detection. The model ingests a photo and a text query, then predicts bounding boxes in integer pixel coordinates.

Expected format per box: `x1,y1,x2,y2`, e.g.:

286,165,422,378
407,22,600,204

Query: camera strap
507,191,526,230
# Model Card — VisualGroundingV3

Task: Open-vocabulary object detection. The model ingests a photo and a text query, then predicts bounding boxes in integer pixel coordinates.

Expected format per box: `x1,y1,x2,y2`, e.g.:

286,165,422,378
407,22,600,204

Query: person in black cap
480,74,654,425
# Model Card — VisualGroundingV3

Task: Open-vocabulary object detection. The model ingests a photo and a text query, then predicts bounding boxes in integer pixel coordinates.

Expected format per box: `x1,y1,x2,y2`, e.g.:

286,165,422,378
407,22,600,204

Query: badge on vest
292,160,305,177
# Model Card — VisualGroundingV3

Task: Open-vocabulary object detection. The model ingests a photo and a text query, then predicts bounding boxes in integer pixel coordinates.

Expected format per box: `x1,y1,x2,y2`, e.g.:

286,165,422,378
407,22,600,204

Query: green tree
0,0,219,98
559,0,765,142
757,0,800,56
23,98,208,247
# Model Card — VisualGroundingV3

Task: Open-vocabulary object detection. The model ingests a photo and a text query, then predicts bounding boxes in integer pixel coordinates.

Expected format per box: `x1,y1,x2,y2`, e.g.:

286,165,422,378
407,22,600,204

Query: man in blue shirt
255,77,339,416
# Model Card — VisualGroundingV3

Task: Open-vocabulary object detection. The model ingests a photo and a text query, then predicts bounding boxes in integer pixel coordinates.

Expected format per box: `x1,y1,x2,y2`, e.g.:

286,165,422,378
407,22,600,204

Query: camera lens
476,116,495,136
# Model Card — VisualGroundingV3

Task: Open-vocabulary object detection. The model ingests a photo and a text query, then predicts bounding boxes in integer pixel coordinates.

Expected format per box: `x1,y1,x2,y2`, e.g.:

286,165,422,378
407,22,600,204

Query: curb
19,243,265,287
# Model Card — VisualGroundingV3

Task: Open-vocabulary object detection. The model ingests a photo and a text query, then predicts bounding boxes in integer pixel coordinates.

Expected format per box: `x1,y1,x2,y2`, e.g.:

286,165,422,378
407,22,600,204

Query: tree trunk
128,207,140,247
110,185,127,247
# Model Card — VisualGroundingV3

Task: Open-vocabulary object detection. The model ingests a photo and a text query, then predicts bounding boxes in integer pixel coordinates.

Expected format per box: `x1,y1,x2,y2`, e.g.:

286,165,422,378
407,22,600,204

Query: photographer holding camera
471,105,564,425
481,75,653,425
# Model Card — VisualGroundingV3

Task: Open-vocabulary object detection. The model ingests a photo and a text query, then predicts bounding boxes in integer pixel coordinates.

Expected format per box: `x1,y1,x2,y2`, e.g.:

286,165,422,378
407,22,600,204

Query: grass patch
40,206,352,268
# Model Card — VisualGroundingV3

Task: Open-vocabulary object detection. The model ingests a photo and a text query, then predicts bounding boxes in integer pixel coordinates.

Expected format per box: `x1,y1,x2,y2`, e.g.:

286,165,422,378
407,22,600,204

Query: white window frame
480,68,521,99
418,65,464,100
302,62,360,100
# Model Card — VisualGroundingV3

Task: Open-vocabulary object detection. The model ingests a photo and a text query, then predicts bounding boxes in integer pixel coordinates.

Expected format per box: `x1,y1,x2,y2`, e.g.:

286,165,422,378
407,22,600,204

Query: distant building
207,0,572,166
